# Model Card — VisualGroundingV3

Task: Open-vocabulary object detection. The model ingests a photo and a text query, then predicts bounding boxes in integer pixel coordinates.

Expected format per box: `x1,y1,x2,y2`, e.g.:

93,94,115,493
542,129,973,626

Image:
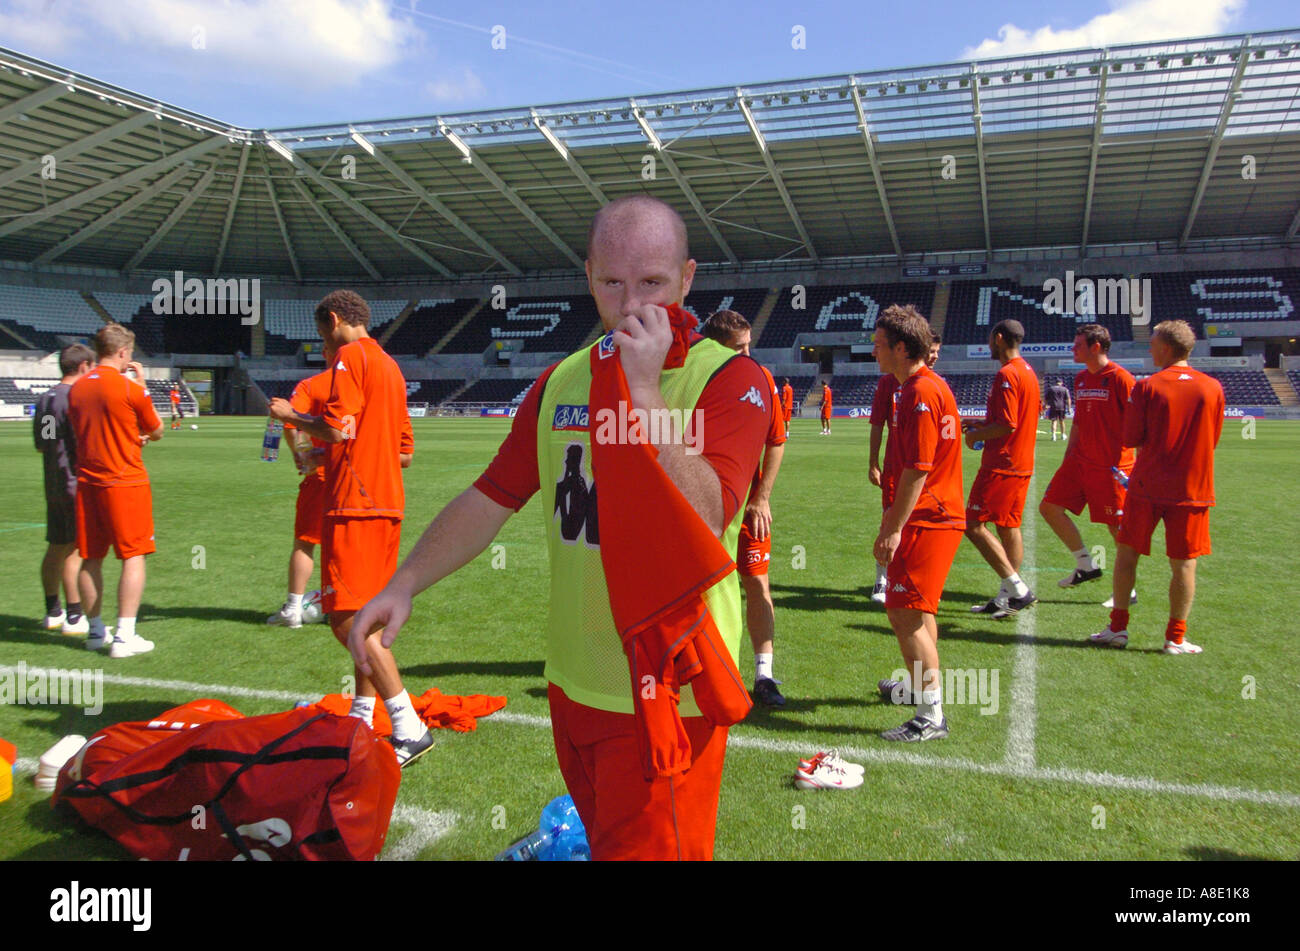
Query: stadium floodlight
439,123,473,163
349,129,375,155
266,137,295,163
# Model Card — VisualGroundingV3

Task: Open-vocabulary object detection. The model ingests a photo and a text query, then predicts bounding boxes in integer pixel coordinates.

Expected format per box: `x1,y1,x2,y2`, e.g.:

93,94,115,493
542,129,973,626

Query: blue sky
0,0,1295,129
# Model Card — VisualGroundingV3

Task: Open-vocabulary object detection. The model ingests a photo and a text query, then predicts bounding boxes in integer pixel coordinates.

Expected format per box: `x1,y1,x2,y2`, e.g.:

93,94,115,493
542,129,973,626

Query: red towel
313,689,507,736
589,304,753,780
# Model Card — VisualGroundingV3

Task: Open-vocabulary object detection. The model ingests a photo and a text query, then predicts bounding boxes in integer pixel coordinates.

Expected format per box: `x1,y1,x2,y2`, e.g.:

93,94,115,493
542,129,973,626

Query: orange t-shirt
288,370,332,482
821,385,832,415
168,390,180,405
67,365,162,488
749,364,786,496
322,337,410,519
981,356,1040,477
894,366,964,529
780,384,793,418
1071,361,1136,471
1122,365,1224,507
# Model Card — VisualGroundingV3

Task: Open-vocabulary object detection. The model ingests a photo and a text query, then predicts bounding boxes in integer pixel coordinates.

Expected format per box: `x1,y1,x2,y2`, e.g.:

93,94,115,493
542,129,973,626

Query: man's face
1149,335,1171,369
1072,334,1089,365
988,332,1004,360
586,232,696,332
724,328,751,356
872,328,892,374
926,342,940,368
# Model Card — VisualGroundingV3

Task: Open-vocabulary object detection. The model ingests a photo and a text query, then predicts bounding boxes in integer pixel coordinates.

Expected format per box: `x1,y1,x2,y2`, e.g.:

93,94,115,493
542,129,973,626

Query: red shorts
320,515,401,613
820,410,831,421
1042,459,1127,527
294,476,325,545
76,483,155,560
737,522,771,577
547,683,727,861
966,470,1030,528
1117,496,1211,560
885,526,963,614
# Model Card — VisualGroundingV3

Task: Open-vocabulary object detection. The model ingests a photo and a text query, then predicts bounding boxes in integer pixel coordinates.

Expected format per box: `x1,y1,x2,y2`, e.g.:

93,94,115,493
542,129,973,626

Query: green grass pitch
1,415,1297,860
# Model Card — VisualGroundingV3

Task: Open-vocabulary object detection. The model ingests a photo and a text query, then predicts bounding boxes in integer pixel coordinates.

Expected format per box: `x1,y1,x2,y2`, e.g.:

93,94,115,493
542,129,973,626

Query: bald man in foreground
349,195,769,860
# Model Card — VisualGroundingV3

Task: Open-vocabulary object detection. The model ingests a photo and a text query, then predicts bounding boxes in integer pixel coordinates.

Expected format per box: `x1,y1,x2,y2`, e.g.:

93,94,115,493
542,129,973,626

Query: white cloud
423,68,485,103
961,0,1248,60
0,0,82,56
7,0,422,89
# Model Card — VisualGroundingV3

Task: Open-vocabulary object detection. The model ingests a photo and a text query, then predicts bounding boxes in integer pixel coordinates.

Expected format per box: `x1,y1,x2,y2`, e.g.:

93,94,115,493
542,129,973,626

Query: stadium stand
683,288,770,327
440,295,601,354
0,284,104,350
945,278,1136,345
1203,370,1280,406
454,378,536,404
786,374,818,406
383,298,467,355
827,376,878,407
1143,269,1299,336
1288,371,1300,401
404,378,465,405
759,283,937,349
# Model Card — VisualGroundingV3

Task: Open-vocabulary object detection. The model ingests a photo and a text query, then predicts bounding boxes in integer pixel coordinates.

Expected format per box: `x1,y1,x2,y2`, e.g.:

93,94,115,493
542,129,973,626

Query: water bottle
972,441,984,451
1111,466,1129,488
494,794,589,861
494,827,553,861
261,418,283,462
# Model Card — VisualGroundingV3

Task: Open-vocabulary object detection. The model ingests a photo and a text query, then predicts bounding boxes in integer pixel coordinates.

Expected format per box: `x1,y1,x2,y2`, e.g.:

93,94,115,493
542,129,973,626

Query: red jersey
871,374,902,484
981,356,1040,477
67,365,162,488
474,353,771,529
780,384,793,418
288,370,332,481
821,385,832,414
1122,365,1224,507
894,366,964,529
168,390,180,405
322,336,410,519
749,363,787,497
1070,361,1136,470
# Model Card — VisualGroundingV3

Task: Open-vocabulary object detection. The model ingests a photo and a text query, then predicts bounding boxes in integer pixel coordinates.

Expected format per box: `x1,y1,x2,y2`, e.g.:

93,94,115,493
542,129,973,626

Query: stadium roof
1,29,1299,284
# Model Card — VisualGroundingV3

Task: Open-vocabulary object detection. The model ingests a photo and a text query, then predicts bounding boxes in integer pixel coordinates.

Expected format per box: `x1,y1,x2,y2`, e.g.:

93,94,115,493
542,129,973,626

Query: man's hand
267,398,295,423
744,496,772,541
348,583,414,676
868,464,883,487
613,305,672,394
126,361,146,384
297,447,326,474
964,430,982,450
873,528,901,566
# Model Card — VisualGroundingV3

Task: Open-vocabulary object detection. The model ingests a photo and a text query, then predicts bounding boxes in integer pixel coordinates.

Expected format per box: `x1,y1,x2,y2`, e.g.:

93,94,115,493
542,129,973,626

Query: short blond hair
1152,320,1196,359
93,323,135,359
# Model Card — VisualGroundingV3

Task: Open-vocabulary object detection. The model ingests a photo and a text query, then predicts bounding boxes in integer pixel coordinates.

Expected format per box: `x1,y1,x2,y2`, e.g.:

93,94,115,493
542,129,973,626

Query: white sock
287,592,304,611
755,653,773,682
875,562,887,585
88,616,107,637
384,691,424,741
917,688,943,725
348,694,375,726
1073,548,1095,571
116,617,136,639
1001,573,1029,598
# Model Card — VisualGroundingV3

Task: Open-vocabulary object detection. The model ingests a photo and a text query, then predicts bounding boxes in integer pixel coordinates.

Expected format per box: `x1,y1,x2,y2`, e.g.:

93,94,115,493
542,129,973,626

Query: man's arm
874,468,927,565
868,422,884,485
267,401,345,444
745,443,784,541
964,421,1013,448
347,486,514,672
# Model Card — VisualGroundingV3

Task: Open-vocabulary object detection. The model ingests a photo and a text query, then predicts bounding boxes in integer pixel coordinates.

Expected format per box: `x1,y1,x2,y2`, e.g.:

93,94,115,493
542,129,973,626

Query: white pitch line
1005,472,1039,770
6,667,1299,809
380,805,460,861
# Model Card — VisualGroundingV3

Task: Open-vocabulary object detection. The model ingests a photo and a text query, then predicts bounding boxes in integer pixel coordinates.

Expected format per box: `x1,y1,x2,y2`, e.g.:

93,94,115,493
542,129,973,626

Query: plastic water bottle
261,418,283,462
494,794,589,861
972,441,984,451
1111,466,1129,488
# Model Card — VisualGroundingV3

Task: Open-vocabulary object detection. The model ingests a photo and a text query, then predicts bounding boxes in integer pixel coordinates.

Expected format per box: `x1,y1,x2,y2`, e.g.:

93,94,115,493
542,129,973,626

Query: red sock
1165,618,1186,645
1109,609,1130,632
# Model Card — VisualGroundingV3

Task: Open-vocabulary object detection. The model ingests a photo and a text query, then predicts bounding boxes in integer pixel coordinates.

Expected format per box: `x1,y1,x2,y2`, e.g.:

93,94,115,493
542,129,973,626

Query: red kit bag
52,701,401,861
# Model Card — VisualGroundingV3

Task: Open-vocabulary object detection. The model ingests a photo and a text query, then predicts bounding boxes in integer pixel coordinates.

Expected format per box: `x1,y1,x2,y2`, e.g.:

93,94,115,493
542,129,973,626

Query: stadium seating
1142,269,1300,337
1202,370,1280,406
683,288,770,329
826,376,878,407
404,378,465,405
759,283,936,349
1288,371,1300,401
945,278,1135,345
0,377,54,406
383,299,470,355
439,295,601,355
454,378,536,404
784,374,818,406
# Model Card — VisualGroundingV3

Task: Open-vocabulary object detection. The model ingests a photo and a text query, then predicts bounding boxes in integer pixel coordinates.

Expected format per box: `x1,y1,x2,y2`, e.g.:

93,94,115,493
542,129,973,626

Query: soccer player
963,319,1041,619
871,306,963,741
820,381,833,435
869,331,941,603
348,195,769,859
268,291,431,765
34,343,95,634
67,324,163,658
1045,378,1071,441
1088,320,1224,654
780,377,793,439
168,386,182,430
1039,325,1137,599
700,309,788,707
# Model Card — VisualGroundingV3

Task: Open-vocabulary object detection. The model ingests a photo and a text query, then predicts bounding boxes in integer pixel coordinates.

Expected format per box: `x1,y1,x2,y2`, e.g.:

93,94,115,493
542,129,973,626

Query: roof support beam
1180,38,1251,248
1286,202,1300,241
532,109,607,206
268,137,454,277
736,90,817,263
0,84,66,127
0,111,153,193
849,82,902,258
438,123,583,268
212,144,249,275
365,145,521,275
0,134,228,239
124,164,217,271
969,66,993,255
34,164,194,264
631,99,737,264
1079,56,1110,255
261,152,301,281
288,176,382,281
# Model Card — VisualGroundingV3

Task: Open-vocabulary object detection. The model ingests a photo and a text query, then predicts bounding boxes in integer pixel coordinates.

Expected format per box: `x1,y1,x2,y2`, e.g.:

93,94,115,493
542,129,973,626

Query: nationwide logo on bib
552,404,590,431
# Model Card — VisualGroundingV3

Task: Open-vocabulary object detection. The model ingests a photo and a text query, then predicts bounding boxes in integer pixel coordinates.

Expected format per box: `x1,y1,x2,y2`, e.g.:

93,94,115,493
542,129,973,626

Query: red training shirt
1070,361,1136,471
893,365,965,529
981,355,1040,477
288,370,332,481
67,365,162,488
1122,365,1224,507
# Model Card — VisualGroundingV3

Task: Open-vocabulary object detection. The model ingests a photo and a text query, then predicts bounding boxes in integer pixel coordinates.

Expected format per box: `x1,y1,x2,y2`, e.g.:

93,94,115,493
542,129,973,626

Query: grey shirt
33,381,77,496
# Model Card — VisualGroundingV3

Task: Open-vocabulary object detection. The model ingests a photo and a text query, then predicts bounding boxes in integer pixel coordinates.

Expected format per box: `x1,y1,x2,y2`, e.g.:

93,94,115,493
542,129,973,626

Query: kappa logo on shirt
915,401,929,413
740,386,766,410
1002,381,1011,389
1178,373,1193,380
892,583,907,593
335,360,346,371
